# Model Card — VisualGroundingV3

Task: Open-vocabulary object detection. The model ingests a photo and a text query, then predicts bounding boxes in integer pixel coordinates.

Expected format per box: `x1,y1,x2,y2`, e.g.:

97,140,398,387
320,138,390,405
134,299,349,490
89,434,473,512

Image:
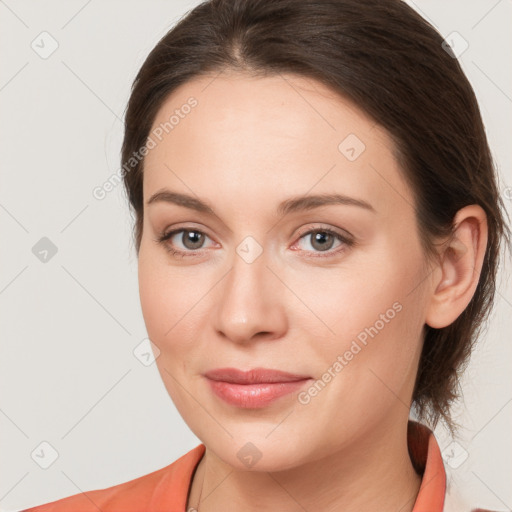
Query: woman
23,0,510,510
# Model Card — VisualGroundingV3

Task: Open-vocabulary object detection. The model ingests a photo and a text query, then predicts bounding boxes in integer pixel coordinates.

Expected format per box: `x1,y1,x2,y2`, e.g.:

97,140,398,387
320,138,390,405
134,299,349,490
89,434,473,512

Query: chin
199,429,318,472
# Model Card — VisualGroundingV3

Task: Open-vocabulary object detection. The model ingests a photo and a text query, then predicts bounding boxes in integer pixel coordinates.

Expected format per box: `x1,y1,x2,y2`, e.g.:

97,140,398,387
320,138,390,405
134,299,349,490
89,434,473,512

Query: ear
425,205,488,329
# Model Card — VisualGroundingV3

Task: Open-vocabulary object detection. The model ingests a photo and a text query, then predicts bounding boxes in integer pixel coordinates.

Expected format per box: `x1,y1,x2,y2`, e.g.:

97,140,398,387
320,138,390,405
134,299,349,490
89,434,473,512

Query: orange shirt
21,422,492,512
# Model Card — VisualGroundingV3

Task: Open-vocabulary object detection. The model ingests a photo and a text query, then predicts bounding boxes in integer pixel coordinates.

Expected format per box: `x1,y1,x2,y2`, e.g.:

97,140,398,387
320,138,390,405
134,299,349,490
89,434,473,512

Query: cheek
138,251,201,413
301,242,426,392
138,258,169,343
138,246,195,355
283,250,397,346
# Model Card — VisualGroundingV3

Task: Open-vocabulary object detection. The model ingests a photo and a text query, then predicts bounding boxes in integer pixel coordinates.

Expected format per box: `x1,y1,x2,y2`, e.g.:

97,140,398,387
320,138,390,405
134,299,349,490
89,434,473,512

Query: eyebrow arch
277,193,376,216
146,189,376,216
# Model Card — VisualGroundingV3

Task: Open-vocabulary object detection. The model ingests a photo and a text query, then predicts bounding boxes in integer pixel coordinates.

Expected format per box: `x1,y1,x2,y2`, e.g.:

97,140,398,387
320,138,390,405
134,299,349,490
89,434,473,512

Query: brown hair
121,0,511,431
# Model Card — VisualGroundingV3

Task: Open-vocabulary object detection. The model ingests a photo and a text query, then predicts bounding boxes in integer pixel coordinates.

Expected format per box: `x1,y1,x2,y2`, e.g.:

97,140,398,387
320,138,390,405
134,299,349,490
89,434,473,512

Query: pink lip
203,367,312,408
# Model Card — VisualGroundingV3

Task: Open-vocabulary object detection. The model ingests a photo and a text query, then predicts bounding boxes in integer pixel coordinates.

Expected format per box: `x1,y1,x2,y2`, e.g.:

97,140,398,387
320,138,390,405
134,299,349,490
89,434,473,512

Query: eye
154,228,215,258
292,226,355,257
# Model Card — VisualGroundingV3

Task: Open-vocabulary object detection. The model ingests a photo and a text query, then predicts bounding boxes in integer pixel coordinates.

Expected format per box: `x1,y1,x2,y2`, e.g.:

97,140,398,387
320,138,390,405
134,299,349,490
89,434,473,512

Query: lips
203,367,312,408
203,367,311,384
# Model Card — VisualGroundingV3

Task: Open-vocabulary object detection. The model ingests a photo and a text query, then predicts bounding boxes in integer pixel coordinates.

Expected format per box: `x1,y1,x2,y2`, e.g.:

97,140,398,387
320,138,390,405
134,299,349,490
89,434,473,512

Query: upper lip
203,367,311,384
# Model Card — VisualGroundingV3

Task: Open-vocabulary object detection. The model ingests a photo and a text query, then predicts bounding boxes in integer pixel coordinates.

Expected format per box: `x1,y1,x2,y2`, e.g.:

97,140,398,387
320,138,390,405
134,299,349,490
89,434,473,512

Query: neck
188,418,422,512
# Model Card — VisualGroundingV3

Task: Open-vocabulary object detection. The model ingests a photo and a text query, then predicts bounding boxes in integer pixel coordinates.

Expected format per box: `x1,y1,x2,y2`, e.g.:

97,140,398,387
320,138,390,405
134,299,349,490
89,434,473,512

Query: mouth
203,367,312,408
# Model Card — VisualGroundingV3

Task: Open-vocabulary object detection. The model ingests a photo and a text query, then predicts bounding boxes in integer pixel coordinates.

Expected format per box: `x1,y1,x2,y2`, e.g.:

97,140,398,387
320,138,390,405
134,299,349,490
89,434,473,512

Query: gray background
0,0,511,510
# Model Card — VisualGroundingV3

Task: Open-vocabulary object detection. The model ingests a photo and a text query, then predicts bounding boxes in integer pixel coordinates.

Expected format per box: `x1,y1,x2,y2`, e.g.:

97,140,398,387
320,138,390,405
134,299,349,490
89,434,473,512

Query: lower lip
206,378,311,408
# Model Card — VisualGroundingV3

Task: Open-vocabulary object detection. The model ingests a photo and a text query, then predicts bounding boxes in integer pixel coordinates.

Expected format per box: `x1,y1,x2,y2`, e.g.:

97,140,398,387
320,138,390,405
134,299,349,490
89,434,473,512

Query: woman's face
138,71,433,470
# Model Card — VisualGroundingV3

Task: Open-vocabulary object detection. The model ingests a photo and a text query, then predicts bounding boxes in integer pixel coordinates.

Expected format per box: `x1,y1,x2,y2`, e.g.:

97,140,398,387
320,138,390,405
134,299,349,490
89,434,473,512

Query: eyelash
154,225,355,260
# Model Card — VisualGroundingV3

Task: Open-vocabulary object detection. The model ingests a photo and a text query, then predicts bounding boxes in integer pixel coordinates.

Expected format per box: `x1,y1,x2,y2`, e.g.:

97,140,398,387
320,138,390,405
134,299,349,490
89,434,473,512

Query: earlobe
425,205,488,329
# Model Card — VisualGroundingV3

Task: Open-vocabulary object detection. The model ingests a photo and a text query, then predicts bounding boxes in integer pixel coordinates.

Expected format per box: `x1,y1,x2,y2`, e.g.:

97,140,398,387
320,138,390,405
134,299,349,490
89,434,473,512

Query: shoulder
21,444,205,512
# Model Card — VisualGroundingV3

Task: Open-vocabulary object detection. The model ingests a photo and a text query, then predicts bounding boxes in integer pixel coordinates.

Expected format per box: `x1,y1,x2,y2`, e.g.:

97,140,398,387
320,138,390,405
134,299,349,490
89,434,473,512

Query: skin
137,71,488,511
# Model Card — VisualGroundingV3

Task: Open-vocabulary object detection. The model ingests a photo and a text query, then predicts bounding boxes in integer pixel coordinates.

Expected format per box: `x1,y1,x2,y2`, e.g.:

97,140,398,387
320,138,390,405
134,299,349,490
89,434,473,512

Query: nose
212,245,288,345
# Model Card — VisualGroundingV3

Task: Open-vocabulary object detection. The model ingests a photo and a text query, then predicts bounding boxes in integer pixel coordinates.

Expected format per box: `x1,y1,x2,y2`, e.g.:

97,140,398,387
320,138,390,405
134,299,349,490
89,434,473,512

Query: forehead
142,71,413,220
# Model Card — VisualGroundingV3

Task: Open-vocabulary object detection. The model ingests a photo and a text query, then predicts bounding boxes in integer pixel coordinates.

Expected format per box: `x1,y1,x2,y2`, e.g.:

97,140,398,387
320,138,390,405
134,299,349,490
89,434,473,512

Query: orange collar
408,420,446,511
23,421,447,511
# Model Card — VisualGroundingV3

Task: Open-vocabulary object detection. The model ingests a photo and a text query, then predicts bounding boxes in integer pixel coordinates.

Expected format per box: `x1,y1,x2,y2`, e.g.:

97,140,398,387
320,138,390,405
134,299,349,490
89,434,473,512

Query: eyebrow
146,189,376,216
